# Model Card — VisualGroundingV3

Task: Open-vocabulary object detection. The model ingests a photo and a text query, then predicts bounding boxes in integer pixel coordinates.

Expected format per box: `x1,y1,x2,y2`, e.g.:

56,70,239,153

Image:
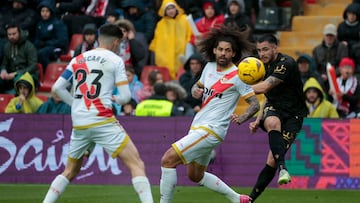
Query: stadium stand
0,94,14,113
38,63,67,92
37,63,44,85
59,34,83,62
140,65,171,86
277,0,351,59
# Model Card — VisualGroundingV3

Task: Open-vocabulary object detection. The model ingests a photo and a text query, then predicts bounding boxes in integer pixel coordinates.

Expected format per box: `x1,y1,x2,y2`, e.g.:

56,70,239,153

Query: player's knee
187,171,203,183
161,148,177,168
265,117,281,130
266,158,276,168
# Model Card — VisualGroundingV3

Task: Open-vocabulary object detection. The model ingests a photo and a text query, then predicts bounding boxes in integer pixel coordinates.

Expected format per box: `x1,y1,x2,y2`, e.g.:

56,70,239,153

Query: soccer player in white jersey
42,24,153,203
159,26,260,203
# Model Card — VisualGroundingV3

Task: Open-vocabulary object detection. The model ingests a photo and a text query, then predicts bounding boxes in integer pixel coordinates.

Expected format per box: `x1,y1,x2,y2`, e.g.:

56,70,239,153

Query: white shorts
172,128,222,166
68,121,129,160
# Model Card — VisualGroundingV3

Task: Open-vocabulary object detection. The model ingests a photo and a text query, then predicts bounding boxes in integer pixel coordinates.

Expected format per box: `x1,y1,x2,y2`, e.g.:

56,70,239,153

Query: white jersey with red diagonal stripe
62,48,128,128
191,62,254,139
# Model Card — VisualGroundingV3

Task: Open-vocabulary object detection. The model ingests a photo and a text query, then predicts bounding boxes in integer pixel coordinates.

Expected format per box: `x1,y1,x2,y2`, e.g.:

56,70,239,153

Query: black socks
249,164,277,202
268,130,287,171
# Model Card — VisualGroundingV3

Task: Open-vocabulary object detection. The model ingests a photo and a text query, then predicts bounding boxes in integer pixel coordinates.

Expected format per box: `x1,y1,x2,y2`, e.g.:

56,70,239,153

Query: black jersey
264,53,308,117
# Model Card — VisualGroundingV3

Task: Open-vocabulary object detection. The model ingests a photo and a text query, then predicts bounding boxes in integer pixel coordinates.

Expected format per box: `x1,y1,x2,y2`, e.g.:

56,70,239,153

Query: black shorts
260,105,304,150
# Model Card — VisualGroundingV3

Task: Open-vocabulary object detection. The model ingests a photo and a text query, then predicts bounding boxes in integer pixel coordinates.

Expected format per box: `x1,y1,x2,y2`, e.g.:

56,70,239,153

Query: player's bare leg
160,147,251,203
118,138,153,203
43,158,84,203
160,147,183,203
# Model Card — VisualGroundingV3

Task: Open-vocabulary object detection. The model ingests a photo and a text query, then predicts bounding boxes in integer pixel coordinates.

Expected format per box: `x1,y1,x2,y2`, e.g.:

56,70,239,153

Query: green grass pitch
0,184,359,203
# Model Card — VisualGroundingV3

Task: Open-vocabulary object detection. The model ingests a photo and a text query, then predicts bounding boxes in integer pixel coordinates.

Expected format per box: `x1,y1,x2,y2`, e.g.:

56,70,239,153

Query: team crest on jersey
274,65,286,74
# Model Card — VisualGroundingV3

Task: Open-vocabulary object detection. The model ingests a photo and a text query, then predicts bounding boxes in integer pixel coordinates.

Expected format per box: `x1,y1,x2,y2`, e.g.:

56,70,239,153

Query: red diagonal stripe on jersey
201,70,237,108
73,55,92,109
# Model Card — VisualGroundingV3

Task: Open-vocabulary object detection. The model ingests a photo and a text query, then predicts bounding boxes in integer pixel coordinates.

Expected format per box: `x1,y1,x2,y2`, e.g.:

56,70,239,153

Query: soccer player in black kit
248,34,308,202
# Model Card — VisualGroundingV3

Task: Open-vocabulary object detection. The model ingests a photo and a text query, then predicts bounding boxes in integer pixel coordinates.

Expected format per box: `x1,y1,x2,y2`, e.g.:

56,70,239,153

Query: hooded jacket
165,81,194,116
296,54,324,88
303,77,339,118
34,1,69,50
337,3,360,49
0,27,38,77
122,0,156,42
5,72,43,113
149,0,192,80
179,53,205,108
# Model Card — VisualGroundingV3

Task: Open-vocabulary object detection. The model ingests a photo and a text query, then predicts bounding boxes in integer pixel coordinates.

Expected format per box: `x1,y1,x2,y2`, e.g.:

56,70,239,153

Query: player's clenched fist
192,87,204,99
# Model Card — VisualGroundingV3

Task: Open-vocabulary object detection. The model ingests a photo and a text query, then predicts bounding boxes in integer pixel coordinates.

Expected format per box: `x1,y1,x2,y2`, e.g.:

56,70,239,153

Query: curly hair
197,25,255,64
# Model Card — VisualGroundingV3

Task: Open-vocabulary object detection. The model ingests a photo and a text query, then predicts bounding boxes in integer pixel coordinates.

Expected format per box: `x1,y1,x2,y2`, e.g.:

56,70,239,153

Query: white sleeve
114,84,131,105
52,77,73,106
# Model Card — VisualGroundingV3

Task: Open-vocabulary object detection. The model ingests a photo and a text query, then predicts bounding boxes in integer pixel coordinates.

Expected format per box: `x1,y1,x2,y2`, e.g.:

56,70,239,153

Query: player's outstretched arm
252,76,282,94
231,95,260,125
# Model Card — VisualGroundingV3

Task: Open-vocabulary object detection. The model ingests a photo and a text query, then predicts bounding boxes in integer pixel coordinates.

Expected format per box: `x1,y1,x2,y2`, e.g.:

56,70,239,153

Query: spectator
297,54,325,89
135,82,174,117
55,0,88,17
0,23,38,94
36,91,71,114
5,72,43,113
115,19,147,77
165,81,195,116
303,77,339,118
174,0,203,20
149,0,192,80
337,3,360,59
85,0,108,18
120,98,137,116
332,57,360,118
122,0,157,44
186,1,225,59
125,66,144,103
224,0,254,43
34,1,69,71
105,9,120,24
138,69,164,101
312,23,348,90
179,53,206,112
56,0,100,38
0,0,38,41
73,23,99,57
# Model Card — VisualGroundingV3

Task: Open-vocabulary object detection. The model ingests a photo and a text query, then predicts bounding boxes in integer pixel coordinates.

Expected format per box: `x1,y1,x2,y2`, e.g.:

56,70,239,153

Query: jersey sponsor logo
203,87,223,99
201,70,237,107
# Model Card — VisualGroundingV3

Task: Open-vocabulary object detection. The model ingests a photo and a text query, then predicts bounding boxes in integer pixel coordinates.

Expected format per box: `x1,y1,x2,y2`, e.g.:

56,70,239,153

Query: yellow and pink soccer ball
238,57,265,85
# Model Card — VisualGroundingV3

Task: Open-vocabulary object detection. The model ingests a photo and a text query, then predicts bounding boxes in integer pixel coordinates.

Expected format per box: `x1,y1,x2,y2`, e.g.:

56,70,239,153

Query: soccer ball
238,57,265,85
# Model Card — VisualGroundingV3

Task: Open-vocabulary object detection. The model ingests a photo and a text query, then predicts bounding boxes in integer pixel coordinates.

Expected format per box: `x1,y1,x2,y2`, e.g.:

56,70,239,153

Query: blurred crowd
0,0,360,119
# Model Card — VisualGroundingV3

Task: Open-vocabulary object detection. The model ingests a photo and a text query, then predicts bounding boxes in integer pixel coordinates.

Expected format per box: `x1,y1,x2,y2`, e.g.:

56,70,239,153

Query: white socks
160,167,177,203
132,176,154,203
43,175,70,203
198,172,240,203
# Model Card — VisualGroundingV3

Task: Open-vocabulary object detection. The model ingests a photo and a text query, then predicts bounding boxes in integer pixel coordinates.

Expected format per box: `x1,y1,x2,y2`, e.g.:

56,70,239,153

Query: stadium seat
38,63,67,92
304,3,347,16
140,65,171,86
0,94,14,113
37,63,44,84
36,94,49,102
59,34,83,62
317,0,351,4
176,67,185,80
279,31,322,47
291,16,342,32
